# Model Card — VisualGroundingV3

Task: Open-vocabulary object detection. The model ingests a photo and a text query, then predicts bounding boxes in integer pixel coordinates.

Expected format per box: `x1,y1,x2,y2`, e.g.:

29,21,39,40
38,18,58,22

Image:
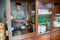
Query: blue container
55,13,60,17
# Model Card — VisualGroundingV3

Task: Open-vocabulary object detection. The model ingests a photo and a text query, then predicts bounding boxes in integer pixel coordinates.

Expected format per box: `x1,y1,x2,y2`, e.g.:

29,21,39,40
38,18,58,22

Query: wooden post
35,0,39,39
35,0,39,35
5,0,12,40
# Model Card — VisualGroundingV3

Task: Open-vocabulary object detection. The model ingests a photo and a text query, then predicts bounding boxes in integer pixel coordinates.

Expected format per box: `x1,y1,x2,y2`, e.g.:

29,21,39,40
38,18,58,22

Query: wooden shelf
6,30,35,39
5,0,60,40
6,32,35,40
51,27,60,32
36,1,60,40
12,32,35,40
37,33,50,40
38,31,50,35
38,22,51,24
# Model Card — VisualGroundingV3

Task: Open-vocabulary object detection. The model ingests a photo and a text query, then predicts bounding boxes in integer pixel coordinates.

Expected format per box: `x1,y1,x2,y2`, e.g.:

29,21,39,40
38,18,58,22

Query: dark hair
15,2,21,6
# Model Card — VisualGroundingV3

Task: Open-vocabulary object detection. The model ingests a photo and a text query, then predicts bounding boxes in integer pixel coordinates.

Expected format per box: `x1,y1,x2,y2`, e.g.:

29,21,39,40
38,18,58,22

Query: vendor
12,2,26,30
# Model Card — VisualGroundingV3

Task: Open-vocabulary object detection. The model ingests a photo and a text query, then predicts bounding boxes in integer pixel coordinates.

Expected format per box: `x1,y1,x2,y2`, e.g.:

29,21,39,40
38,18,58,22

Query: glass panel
29,3,35,32
53,13,60,27
38,2,54,35
10,0,35,37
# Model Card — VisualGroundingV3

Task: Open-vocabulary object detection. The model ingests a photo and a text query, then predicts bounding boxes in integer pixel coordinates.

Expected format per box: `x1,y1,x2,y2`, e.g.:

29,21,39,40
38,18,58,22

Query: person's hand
11,16,13,20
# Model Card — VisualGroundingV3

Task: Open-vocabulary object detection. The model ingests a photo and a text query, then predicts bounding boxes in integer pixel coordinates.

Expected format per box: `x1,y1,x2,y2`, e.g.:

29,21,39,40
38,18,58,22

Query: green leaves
31,15,51,24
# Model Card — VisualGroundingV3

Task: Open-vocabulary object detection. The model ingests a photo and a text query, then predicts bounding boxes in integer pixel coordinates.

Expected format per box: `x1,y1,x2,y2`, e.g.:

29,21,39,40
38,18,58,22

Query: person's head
15,2,22,11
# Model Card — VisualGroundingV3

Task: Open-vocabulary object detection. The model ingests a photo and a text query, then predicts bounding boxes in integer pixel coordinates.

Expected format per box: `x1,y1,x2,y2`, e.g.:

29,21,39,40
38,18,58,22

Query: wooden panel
55,5,60,12
11,0,60,3
51,31,60,40
11,0,35,3
54,4,60,13
52,27,60,32
37,33,50,40
12,32,35,40
39,0,60,3
22,37,34,40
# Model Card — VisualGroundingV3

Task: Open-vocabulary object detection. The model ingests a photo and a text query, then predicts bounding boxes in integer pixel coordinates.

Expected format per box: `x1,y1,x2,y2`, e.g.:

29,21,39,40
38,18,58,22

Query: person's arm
11,15,24,22
13,19,25,22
